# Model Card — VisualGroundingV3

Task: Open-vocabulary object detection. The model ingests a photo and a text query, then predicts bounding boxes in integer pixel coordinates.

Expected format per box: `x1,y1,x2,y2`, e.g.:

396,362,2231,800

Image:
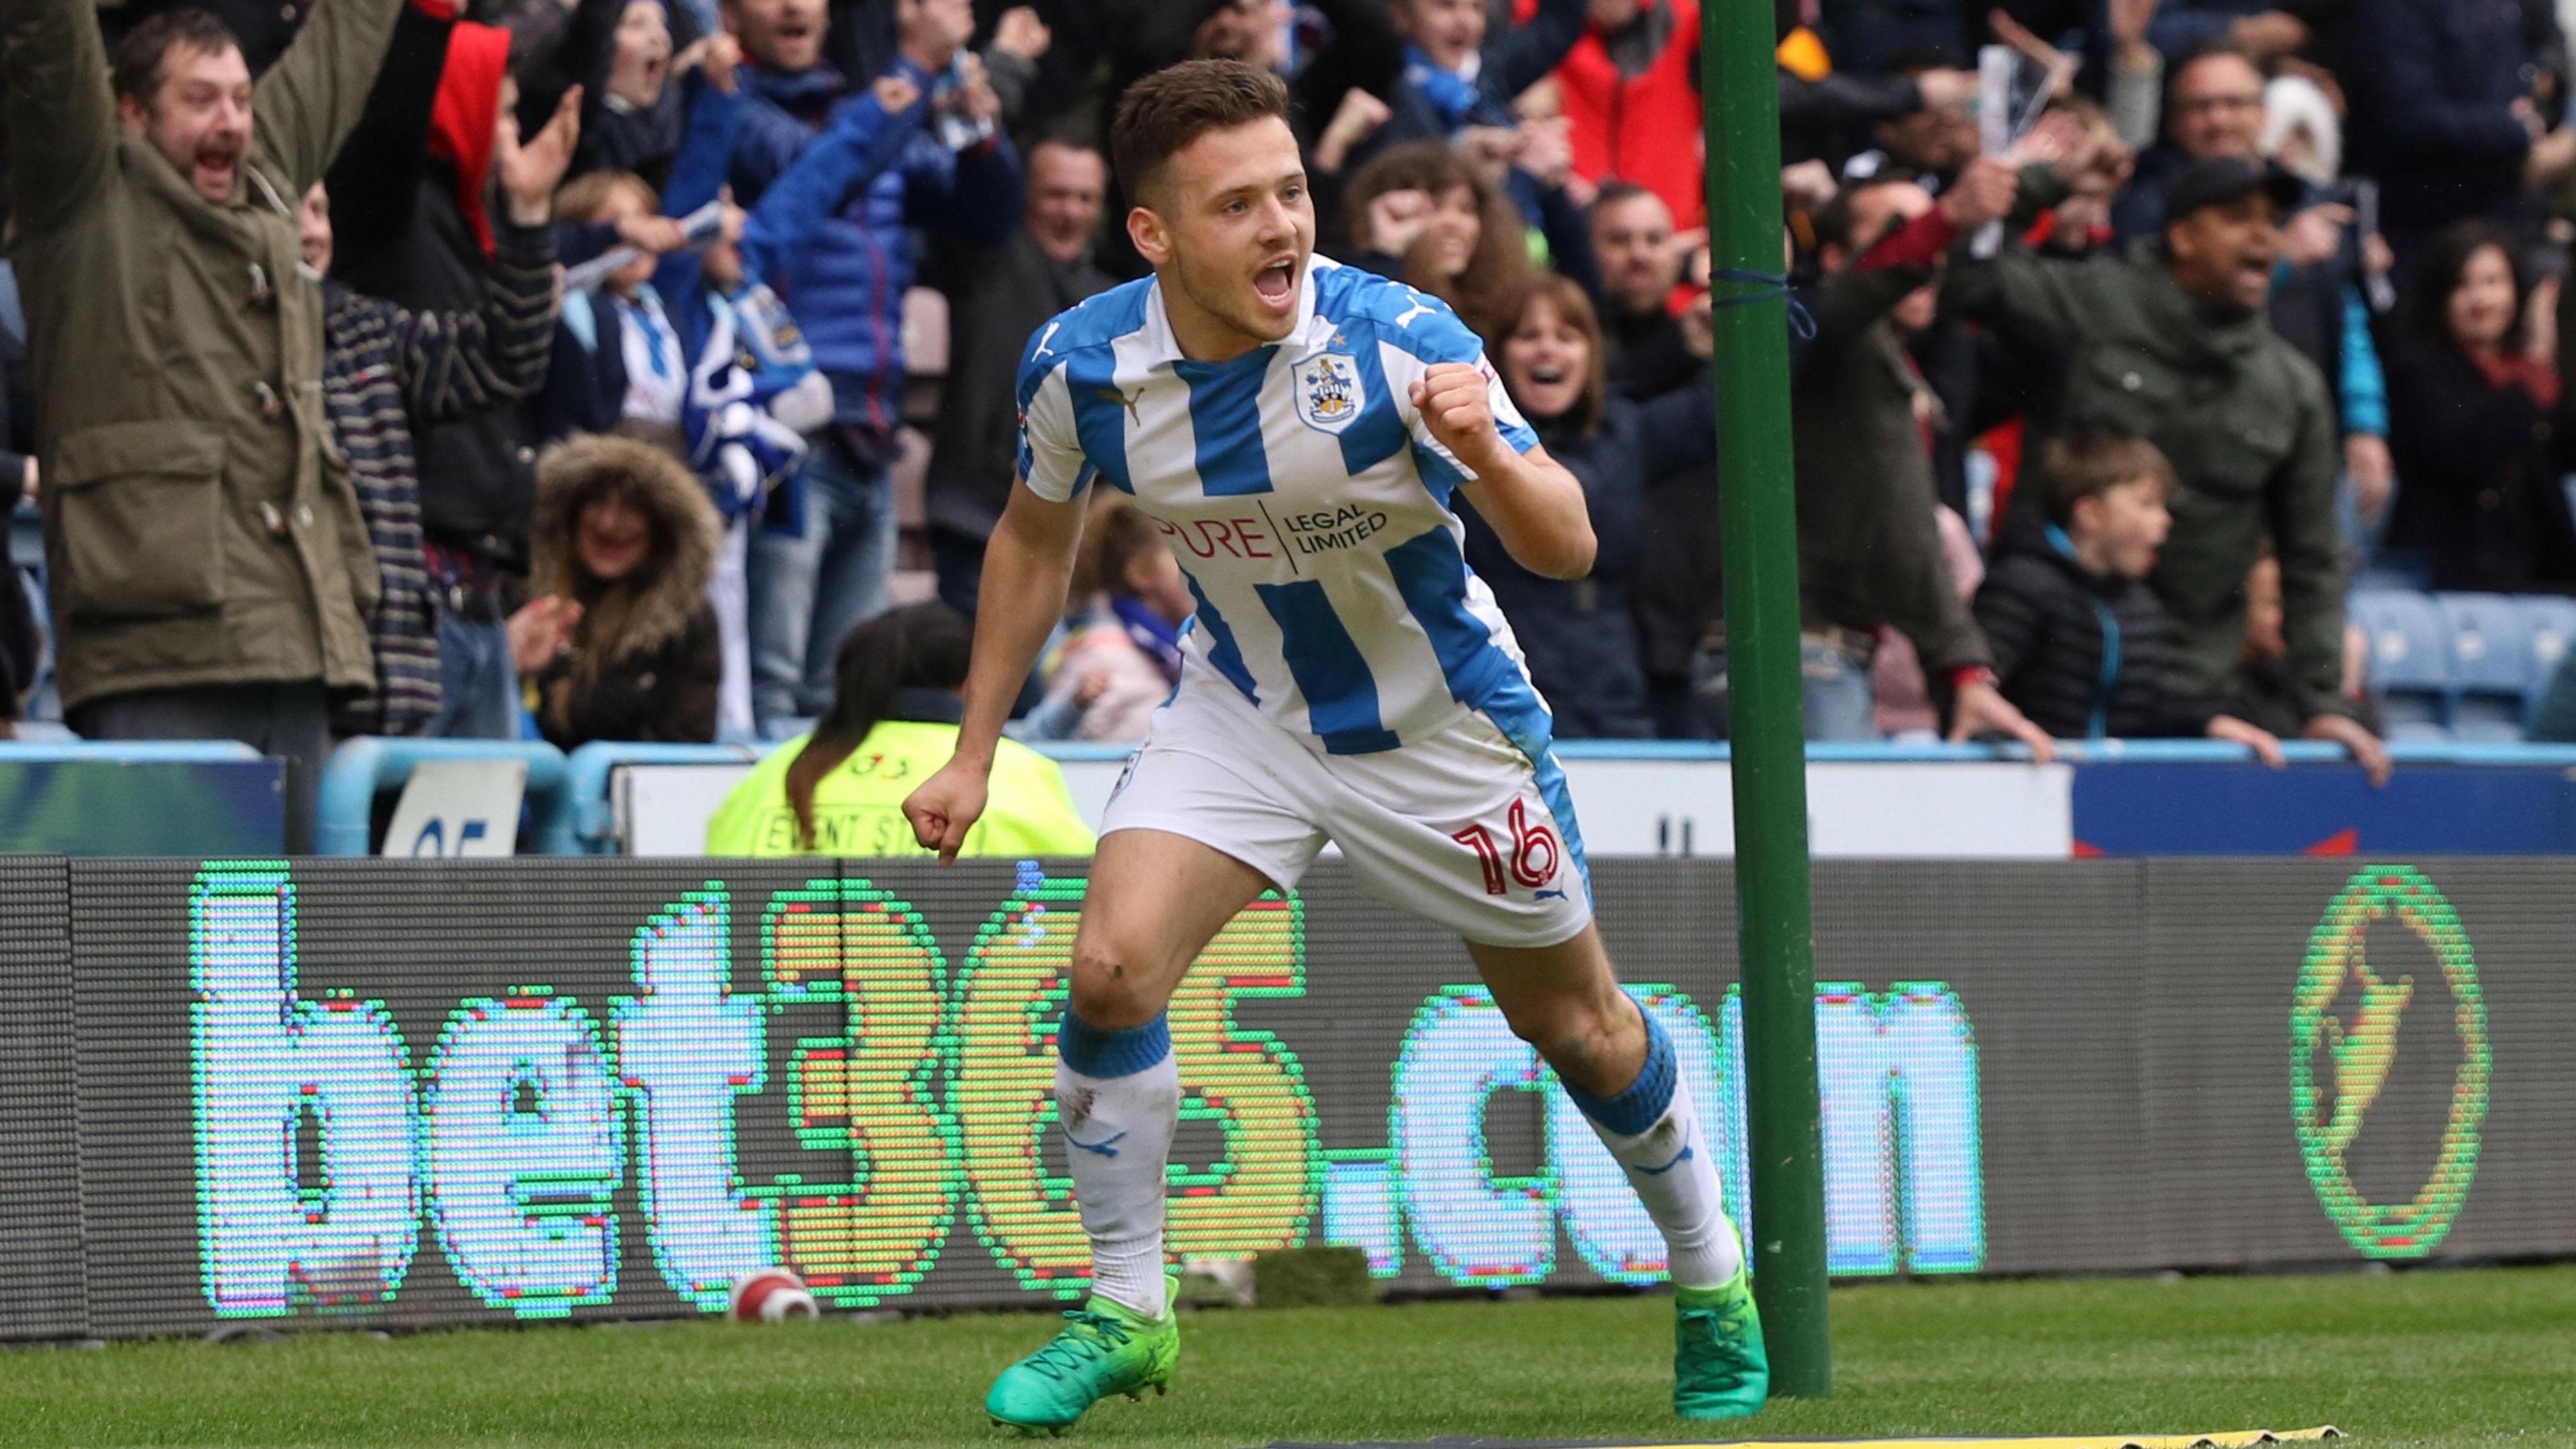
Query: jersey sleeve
1377,287,1540,482
1014,329,1093,503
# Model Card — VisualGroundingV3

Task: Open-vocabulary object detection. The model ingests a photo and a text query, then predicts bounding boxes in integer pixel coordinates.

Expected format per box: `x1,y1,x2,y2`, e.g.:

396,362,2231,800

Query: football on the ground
727,1269,818,1324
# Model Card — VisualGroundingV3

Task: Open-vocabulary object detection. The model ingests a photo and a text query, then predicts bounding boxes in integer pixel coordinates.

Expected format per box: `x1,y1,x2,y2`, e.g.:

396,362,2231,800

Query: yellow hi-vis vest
703,720,1098,857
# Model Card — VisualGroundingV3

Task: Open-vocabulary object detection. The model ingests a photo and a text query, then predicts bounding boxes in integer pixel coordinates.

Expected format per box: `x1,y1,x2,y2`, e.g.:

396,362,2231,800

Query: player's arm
902,479,1085,863
1415,363,1597,580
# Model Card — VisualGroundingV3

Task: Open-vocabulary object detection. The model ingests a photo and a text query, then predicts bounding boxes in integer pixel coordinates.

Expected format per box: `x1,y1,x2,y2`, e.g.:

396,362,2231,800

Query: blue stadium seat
2521,595,2576,727
2437,593,2534,741
2347,590,2453,741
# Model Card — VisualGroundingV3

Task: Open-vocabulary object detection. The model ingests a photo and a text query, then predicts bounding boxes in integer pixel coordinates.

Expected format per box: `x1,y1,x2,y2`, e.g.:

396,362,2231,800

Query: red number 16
1452,800,1562,896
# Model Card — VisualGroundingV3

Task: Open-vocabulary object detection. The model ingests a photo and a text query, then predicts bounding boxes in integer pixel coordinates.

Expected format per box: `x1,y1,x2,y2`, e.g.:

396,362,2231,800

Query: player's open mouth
1252,258,1297,308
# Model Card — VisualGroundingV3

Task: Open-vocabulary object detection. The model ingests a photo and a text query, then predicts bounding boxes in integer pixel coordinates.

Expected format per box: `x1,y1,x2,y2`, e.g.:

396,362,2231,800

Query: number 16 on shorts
1452,799,1564,898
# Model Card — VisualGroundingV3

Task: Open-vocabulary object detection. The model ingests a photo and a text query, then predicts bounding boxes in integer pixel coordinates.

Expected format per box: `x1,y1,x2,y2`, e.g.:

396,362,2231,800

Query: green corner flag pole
1703,0,1832,1400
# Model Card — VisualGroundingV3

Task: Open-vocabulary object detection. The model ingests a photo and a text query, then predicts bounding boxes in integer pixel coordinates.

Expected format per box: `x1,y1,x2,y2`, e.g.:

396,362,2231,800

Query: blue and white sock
1055,1009,1180,1319
1564,1008,1743,1290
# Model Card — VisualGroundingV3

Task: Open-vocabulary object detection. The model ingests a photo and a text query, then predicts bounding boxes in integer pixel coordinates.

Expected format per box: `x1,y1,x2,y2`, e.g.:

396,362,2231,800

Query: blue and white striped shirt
1014,256,1550,755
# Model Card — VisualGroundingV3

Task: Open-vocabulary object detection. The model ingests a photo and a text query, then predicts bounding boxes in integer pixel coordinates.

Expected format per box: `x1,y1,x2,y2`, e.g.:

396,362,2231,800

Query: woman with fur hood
511,435,722,748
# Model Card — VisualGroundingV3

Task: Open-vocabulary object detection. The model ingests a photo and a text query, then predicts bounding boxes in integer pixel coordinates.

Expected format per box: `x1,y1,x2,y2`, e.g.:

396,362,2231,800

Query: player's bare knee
1504,994,1638,1088
1068,947,1160,1030
1503,1004,1604,1077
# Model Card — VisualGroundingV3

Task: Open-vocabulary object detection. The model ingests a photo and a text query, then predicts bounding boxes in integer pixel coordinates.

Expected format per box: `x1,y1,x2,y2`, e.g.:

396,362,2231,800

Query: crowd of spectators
13,0,2576,836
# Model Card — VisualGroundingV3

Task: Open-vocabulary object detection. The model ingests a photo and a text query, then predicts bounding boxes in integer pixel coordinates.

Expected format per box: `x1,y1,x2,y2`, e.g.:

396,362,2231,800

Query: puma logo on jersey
1096,384,1142,422
1391,289,1434,329
1032,320,1063,359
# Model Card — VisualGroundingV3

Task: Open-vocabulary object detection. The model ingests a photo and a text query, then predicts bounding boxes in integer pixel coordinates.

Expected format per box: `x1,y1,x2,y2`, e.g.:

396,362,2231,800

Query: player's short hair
1110,58,1292,207
2041,432,2174,527
112,8,242,104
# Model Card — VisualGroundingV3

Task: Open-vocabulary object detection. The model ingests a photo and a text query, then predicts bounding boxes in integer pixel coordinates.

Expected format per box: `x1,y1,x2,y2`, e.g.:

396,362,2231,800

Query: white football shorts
1098,665,1593,949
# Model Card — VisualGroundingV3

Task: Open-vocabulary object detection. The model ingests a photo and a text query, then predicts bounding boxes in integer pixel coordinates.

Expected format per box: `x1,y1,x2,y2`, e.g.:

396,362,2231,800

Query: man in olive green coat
1949,155,2392,783
5,0,400,838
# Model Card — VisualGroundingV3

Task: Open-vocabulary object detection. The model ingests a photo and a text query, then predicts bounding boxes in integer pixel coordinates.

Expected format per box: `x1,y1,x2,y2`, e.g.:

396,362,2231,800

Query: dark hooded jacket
525,434,720,748
321,7,561,735
334,21,549,573
1974,530,2222,741
321,219,559,737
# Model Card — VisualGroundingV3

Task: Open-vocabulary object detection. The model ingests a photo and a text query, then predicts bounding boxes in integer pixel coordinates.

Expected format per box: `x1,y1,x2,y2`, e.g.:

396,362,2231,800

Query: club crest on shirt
1293,352,1364,435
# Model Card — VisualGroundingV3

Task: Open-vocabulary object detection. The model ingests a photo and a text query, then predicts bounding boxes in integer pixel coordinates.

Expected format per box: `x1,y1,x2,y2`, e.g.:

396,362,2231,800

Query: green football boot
985,1275,1180,1435
1672,1269,1770,1421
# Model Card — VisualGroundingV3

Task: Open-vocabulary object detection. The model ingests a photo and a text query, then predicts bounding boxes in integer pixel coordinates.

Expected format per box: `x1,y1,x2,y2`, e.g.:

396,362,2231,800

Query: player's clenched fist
903,758,990,865
1409,362,1508,476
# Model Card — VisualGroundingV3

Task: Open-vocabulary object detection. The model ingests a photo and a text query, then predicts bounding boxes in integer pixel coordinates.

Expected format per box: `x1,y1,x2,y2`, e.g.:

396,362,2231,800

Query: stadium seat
2347,590,2453,741
2521,595,2576,727
2437,593,2534,741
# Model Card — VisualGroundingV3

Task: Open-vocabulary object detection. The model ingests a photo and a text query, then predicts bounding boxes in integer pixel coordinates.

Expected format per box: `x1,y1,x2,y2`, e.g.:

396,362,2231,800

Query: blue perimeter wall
9,739,2576,857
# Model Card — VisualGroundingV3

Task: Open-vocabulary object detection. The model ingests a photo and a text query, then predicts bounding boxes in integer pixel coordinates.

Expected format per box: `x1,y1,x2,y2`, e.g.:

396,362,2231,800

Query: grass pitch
7,1267,2575,1448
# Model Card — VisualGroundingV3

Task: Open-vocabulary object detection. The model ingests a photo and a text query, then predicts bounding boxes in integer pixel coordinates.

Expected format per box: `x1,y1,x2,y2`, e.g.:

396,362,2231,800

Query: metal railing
312,737,576,856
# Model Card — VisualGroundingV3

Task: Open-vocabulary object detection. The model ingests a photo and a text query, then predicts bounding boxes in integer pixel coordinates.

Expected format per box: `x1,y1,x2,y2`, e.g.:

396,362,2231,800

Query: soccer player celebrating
902,58,1764,1434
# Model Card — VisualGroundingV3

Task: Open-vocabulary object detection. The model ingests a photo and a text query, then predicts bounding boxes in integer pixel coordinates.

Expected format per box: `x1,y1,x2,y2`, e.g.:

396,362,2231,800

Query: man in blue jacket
720,0,1022,735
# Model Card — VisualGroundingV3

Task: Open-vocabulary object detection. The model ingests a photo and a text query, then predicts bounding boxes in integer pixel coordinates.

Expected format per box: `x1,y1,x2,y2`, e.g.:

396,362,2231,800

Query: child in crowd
1025,500,1193,744
1973,433,2286,759
546,168,696,450
545,57,918,741
545,166,733,726
579,0,688,189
